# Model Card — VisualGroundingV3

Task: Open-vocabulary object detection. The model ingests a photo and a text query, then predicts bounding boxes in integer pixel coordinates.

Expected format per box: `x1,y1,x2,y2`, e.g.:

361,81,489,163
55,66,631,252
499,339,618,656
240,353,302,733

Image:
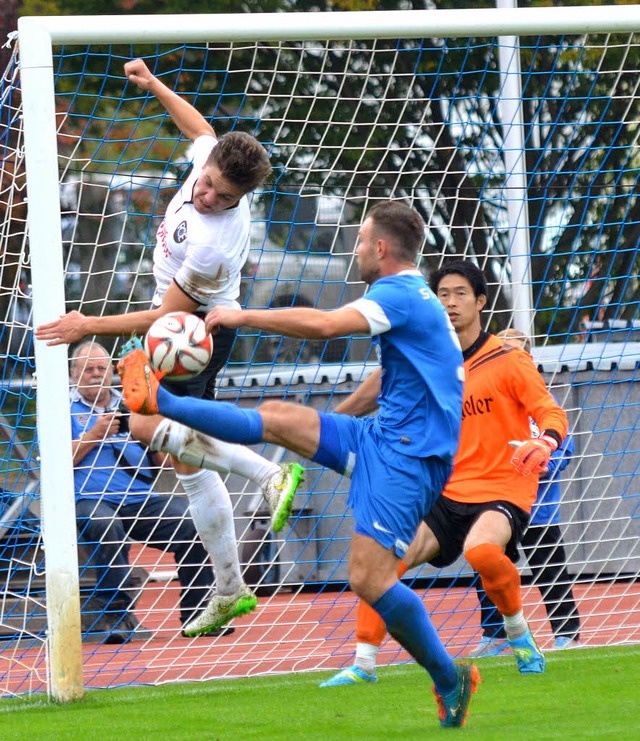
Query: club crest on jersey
173,220,188,243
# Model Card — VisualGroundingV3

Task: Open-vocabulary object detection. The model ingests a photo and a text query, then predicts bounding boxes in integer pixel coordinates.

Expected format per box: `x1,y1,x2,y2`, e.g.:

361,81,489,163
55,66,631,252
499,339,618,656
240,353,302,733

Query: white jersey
152,134,251,311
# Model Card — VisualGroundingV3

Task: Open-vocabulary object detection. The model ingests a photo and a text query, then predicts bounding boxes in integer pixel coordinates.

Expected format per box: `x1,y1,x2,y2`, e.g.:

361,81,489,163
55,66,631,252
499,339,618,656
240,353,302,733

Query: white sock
223,442,279,488
177,469,243,596
152,418,279,487
355,642,379,675
503,610,528,640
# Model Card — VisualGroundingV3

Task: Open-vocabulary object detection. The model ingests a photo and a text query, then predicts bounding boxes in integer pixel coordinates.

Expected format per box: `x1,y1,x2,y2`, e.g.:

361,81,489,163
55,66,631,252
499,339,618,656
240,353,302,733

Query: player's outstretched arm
35,307,165,346
124,58,215,143
205,304,370,341
35,282,199,346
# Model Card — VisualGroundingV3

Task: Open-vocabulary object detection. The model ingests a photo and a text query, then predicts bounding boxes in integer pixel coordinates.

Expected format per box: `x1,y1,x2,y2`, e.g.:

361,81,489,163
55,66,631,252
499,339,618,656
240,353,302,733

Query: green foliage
0,380,37,491
18,0,60,15
15,1,640,340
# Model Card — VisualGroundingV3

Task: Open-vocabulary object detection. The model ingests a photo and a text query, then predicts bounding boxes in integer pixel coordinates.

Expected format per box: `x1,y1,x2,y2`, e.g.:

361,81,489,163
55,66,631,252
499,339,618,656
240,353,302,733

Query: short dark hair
367,200,425,264
207,131,271,193
429,259,488,298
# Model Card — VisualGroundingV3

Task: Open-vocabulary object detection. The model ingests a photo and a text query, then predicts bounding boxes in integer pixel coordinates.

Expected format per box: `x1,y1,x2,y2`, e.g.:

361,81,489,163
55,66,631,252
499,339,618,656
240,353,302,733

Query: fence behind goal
1,7,640,699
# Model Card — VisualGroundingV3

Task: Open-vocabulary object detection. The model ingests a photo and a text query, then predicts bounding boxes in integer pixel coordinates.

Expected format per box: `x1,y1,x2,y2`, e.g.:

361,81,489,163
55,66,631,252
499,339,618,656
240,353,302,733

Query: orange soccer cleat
116,338,163,415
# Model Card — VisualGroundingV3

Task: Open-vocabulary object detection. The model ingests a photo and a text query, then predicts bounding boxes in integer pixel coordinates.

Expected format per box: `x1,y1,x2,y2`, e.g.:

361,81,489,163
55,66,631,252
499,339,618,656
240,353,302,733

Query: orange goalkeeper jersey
443,333,568,514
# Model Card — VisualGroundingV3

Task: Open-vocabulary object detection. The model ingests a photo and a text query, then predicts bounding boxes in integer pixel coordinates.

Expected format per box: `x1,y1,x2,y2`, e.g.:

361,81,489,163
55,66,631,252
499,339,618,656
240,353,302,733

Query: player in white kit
35,58,303,635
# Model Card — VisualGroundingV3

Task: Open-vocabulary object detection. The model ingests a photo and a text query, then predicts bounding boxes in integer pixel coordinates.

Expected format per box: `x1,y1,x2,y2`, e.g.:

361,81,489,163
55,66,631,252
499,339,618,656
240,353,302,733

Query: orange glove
509,435,558,476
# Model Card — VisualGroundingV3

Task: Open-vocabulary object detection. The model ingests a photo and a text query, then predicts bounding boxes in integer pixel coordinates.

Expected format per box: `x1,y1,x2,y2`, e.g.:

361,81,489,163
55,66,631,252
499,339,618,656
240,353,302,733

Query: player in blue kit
118,200,480,729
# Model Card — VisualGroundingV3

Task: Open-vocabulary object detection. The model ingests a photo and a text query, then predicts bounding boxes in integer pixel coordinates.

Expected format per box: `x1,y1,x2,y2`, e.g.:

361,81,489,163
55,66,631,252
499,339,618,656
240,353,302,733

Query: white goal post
13,6,640,701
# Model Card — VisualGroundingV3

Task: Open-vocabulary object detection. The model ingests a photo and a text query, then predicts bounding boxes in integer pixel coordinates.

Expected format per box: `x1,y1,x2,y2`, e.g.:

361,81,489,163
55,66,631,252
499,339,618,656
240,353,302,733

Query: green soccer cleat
181,585,257,637
433,663,481,728
319,665,378,688
262,462,305,533
509,626,546,674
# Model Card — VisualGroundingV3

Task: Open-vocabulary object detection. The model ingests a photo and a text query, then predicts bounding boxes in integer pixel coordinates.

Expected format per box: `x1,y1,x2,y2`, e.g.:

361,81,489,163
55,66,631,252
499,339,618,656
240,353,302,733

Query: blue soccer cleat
433,663,481,728
119,334,144,356
509,626,546,673
553,636,582,650
319,665,377,688
469,636,510,658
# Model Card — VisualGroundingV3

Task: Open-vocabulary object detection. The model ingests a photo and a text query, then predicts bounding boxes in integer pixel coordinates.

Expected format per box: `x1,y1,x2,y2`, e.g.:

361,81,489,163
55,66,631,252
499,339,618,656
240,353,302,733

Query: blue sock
372,581,457,696
156,386,264,444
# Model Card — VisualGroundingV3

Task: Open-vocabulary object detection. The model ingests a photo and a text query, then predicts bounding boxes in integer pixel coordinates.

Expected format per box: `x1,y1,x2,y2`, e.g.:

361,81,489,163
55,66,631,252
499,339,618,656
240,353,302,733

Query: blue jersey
70,390,156,505
354,271,463,462
530,430,574,526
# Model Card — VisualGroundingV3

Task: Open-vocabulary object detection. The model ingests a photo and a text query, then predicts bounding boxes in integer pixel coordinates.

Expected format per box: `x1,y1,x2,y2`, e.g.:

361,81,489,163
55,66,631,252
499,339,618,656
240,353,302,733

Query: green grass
0,646,636,739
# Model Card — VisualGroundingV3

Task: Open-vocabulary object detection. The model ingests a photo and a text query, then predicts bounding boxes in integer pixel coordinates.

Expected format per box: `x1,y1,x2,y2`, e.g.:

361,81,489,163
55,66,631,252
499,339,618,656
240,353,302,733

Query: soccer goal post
7,5,640,701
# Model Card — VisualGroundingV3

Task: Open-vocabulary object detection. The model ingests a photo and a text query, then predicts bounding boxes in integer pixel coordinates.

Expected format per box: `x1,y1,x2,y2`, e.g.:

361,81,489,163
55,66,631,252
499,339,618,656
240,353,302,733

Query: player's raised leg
150,418,304,532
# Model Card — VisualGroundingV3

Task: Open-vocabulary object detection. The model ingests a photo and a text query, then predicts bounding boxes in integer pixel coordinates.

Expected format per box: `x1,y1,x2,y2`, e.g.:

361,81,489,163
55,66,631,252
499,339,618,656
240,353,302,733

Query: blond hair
496,328,531,354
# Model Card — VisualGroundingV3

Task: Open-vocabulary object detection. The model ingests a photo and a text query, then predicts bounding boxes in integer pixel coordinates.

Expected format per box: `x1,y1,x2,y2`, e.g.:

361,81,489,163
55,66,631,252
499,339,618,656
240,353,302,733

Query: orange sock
355,560,408,645
465,543,522,617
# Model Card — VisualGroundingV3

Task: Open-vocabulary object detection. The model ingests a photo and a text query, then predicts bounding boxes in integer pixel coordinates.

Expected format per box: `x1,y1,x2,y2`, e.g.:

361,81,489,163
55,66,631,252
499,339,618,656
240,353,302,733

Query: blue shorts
314,412,452,557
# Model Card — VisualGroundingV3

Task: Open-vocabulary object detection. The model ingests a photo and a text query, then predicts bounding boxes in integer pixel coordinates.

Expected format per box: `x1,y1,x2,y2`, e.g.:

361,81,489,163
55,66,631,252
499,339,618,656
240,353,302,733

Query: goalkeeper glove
509,435,558,476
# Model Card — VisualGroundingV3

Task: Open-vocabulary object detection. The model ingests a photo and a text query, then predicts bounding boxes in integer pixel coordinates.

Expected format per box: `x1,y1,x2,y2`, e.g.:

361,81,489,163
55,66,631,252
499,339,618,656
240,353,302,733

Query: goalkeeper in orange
319,259,568,685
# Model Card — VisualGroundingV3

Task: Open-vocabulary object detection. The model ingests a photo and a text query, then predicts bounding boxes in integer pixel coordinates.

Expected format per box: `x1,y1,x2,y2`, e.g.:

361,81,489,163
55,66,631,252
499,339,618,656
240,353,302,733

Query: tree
10,0,640,341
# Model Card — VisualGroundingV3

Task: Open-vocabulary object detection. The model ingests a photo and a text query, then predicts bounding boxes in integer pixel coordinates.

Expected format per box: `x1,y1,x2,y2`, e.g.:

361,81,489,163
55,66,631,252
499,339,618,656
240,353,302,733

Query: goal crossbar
19,5,640,45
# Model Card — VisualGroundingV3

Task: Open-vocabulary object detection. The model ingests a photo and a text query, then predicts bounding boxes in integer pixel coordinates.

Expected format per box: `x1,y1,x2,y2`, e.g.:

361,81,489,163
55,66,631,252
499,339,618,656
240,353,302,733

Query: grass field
0,645,636,739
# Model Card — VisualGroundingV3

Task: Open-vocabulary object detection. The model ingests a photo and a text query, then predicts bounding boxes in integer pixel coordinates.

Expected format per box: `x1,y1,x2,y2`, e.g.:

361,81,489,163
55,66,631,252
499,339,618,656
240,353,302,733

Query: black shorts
160,324,236,401
425,497,529,568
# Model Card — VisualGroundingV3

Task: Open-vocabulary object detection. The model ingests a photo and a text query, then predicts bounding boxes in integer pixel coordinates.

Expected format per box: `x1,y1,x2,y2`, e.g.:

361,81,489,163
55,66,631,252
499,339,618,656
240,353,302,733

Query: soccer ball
144,312,214,382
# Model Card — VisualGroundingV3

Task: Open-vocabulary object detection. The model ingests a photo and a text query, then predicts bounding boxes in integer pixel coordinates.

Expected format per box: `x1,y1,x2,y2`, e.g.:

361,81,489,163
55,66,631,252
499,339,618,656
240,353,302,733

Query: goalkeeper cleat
433,663,481,728
469,636,510,658
319,665,378,688
262,462,305,533
117,344,161,415
509,627,546,674
181,585,257,637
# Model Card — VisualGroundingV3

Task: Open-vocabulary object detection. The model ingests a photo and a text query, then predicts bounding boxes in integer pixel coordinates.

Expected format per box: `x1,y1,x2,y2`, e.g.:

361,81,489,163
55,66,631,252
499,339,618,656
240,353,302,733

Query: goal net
2,7,639,698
